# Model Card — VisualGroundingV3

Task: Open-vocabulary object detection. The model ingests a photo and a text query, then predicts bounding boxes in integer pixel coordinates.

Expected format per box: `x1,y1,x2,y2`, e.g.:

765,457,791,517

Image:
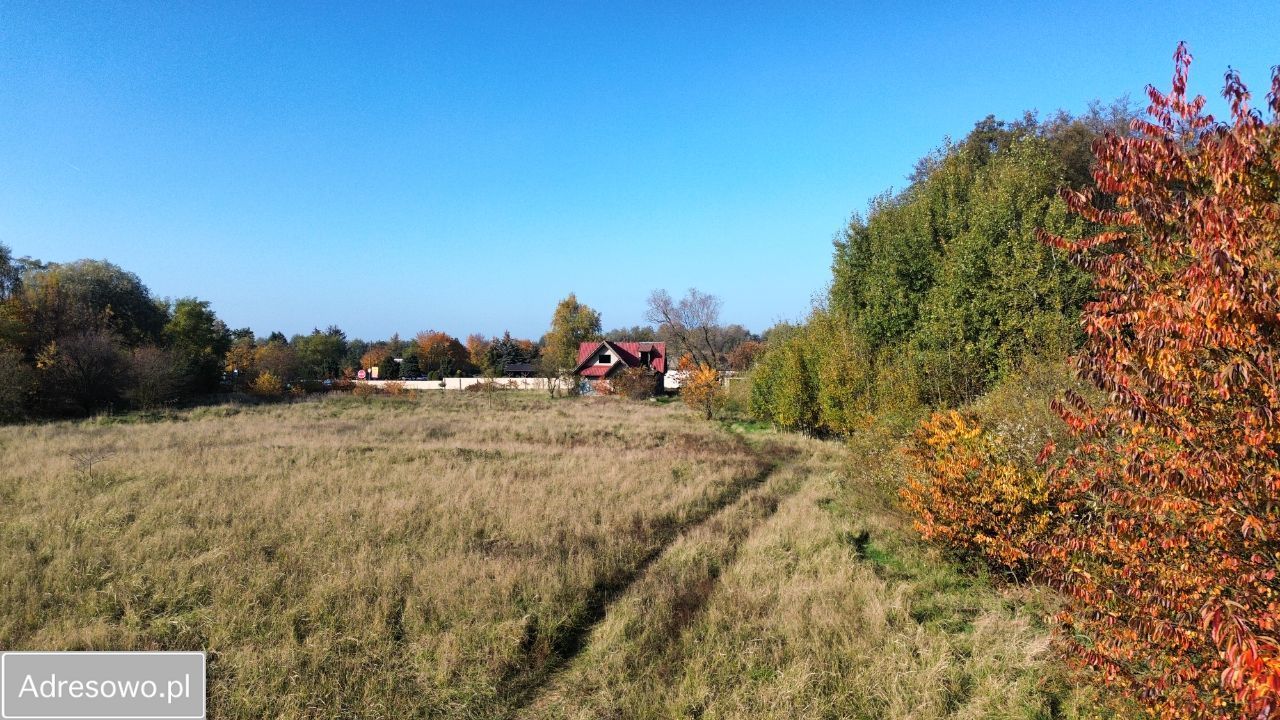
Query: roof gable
574,340,666,374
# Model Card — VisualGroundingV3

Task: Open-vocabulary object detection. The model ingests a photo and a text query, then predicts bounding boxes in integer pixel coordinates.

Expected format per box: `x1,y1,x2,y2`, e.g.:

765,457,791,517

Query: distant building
573,340,666,393
503,362,536,377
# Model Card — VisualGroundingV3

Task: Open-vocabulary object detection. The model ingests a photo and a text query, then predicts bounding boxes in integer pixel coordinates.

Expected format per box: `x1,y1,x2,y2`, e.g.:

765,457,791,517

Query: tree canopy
542,293,602,371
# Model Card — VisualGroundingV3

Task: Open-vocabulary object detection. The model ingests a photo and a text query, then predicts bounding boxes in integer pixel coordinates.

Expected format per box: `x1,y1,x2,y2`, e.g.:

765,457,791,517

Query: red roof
574,340,666,375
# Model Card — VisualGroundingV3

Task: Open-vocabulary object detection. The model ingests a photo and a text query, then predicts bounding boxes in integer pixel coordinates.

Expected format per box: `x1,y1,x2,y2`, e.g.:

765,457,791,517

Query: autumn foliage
905,46,1280,718
1028,46,1280,718
249,371,284,398
900,411,1057,577
678,355,724,420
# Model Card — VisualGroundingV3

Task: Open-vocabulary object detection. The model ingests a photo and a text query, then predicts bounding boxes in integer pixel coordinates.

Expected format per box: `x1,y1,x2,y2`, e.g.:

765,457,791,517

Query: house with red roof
573,340,667,393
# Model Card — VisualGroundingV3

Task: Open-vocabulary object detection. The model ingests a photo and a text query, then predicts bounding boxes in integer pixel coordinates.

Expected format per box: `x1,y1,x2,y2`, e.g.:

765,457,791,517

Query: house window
640,351,652,366
598,353,611,364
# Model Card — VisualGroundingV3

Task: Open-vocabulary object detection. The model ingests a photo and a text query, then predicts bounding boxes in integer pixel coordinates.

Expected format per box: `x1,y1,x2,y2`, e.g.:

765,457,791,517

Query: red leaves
1036,439,1056,465
1038,48,1280,719
908,46,1280,720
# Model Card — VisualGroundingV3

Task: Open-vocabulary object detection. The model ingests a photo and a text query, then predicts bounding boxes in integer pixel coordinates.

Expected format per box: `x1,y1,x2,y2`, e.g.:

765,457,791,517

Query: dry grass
520,429,1104,719
0,393,1099,718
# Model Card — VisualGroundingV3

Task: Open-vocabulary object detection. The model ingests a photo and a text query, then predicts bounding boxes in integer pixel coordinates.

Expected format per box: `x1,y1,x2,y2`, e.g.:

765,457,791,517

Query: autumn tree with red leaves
1037,45,1280,718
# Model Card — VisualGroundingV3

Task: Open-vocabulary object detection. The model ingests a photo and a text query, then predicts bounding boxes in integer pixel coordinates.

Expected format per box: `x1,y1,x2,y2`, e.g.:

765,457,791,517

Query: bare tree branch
645,288,723,368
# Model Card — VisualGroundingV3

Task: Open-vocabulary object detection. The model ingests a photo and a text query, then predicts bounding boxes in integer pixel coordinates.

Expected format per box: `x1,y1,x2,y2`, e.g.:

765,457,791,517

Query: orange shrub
678,356,724,420
611,366,657,400
901,411,1055,577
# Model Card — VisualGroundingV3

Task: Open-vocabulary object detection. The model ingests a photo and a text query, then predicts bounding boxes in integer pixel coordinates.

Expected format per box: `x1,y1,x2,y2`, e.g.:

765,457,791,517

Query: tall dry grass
521,428,1102,719
0,392,1098,718
0,393,764,717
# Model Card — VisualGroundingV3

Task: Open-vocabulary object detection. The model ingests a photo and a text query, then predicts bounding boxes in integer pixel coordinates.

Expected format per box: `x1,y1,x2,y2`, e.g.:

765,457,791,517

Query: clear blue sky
2,2,1277,341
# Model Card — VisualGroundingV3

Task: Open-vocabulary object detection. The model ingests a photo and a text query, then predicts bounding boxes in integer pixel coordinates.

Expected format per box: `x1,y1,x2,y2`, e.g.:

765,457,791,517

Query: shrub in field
297,379,327,394
382,380,406,397
464,379,509,393
809,311,874,436
1034,46,1280,718
900,411,1056,577
679,356,724,420
249,371,284,398
750,312,872,436
36,331,130,414
125,345,184,410
611,366,657,400
351,382,377,398
750,336,817,433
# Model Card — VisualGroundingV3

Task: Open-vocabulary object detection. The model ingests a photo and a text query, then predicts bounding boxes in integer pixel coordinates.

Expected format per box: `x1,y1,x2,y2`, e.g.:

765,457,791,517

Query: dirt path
505,436,814,717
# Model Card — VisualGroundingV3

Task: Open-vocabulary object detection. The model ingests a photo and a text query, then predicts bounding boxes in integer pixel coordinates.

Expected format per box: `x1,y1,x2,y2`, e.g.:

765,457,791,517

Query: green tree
17,259,167,351
758,109,1117,428
487,331,530,370
293,326,348,379
401,353,421,378
0,346,35,420
165,298,232,393
343,338,370,374
0,243,21,302
542,293,602,372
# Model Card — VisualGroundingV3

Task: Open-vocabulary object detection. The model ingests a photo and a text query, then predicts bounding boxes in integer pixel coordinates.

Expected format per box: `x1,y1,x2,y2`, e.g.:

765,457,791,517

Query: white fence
360,372,691,392
360,377,555,391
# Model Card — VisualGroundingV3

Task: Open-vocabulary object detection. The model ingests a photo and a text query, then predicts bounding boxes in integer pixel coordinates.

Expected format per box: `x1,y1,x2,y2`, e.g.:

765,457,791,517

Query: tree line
749,102,1132,435
748,46,1280,718
0,248,760,416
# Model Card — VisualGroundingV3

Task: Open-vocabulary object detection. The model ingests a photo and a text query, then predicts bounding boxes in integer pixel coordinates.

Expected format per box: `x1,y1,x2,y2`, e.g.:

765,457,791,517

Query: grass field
0,393,1099,718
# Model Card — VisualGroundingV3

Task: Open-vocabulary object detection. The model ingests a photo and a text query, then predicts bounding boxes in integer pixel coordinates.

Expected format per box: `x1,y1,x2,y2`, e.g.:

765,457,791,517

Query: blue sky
2,2,1277,340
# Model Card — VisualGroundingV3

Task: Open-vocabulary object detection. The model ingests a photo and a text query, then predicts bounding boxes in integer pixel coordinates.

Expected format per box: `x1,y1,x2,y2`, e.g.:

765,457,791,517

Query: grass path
510,436,808,717
516,429,1105,719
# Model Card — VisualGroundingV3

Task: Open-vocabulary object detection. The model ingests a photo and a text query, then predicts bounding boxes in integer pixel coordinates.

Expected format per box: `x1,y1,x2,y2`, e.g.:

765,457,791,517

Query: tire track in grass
491,438,797,711
504,438,812,718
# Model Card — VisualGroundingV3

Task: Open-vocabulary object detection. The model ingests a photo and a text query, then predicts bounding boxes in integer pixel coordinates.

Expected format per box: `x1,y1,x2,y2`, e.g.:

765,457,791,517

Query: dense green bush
752,110,1120,432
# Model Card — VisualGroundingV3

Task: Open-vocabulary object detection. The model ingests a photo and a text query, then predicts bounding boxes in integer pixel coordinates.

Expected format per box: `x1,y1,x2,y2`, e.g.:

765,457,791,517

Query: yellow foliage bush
249,371,284,398
679,357,724,420
899,411,1055,576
